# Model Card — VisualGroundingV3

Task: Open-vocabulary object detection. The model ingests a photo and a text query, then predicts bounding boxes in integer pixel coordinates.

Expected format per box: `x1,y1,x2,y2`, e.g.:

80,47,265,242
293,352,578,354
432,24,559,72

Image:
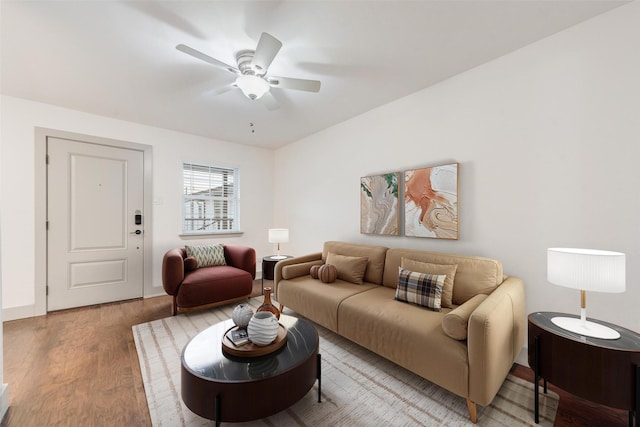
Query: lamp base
551,316,620,340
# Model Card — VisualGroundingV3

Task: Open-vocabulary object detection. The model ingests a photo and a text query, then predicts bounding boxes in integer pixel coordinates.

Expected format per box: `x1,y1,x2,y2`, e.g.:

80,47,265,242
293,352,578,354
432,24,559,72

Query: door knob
129,230,143,235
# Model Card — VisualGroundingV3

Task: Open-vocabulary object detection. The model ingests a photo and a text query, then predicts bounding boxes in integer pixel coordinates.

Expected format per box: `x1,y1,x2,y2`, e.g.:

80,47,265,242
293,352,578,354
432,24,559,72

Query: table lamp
268,228,289,260
547,248,625,339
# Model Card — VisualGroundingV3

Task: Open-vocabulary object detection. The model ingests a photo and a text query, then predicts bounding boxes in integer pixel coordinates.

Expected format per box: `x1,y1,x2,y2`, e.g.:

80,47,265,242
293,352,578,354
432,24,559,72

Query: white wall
1,95,275,319
0,138,8,421
274,1,640,340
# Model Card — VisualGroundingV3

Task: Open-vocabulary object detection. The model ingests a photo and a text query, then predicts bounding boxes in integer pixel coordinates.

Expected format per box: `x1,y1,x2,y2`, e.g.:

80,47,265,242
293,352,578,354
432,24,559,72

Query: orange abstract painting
404,163,458,239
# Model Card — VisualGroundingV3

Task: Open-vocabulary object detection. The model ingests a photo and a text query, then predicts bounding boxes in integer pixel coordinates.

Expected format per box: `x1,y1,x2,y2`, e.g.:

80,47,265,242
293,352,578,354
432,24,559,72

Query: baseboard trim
4,289,170,321
515,346,529,367
143,290,167,299
2,304,38,322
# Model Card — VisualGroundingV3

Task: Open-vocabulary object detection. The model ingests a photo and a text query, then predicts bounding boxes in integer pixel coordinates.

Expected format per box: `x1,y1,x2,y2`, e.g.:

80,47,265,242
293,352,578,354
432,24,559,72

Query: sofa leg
279,303,284,313
172,297,178,316
466,399,478,423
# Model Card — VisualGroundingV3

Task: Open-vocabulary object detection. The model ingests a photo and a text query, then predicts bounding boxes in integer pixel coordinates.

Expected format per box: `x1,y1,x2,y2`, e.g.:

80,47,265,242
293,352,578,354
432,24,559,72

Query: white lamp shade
268,228,289,244
547,248,625,293
235,75,270,100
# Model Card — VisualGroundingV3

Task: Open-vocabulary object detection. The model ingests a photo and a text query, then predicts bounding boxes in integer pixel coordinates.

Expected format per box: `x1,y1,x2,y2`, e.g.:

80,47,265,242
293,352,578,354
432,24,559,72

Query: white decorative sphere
232,304,254,328
247,312,279,346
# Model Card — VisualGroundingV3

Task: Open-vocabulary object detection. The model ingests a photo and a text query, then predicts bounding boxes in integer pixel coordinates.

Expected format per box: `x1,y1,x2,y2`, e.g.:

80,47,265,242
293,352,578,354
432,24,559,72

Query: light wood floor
1,282,629,426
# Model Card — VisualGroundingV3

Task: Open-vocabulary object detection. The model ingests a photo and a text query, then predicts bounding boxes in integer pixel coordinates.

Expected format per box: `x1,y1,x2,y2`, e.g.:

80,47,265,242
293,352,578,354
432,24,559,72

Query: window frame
181,161,242,236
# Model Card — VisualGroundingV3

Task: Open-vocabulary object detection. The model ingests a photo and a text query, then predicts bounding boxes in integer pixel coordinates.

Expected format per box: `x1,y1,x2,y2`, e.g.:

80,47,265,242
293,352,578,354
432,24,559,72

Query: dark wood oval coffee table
181,314,321,426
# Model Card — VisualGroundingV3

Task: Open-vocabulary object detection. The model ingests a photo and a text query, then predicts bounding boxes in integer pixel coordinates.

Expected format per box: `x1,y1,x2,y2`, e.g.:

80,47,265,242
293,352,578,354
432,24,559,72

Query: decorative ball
310,264,321,279
319,264,337,283
232,304,254,328
247,312,279,346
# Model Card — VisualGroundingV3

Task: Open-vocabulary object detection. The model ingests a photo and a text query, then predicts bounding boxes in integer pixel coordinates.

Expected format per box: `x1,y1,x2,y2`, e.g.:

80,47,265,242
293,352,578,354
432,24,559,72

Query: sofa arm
274,252,322,295
467,276,526,406
224,245,257,279
162,248,186,296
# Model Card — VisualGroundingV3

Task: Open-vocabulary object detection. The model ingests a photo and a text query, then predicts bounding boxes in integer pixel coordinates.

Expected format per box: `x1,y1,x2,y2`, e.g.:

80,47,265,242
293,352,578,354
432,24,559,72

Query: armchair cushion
184,256,198,272
186,244,226,267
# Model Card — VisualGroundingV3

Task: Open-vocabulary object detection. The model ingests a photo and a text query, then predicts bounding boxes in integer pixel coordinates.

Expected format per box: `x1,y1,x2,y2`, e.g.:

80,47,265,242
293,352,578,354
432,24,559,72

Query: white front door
47,137,144,311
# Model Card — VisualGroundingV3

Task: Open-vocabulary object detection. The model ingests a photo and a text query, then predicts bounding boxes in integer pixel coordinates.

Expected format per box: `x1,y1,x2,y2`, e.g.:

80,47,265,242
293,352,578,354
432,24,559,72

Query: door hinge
46,286,49,296
46,154,50,165
46,220,49,230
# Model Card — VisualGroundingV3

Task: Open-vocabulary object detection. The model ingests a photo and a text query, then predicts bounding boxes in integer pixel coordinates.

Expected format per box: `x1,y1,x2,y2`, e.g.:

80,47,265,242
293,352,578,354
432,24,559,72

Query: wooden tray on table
222,324,288,357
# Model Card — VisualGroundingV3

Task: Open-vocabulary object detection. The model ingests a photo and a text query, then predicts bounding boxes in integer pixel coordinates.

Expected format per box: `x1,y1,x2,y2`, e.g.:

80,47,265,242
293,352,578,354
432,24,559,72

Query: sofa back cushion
383,248,504,304
326,252,368,284
323,241,388,285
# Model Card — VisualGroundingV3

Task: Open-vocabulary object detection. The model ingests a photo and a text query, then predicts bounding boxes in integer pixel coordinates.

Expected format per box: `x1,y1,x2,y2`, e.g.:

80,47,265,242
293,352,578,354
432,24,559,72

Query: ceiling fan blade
261,91,280,111
269,76,321,93
176,44,239,74
251,33,282,74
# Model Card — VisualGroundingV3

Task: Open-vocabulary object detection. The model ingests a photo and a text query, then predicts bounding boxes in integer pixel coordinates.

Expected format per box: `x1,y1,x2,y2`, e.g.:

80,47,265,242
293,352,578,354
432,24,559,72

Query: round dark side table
261,255,292,292
528,311,640,426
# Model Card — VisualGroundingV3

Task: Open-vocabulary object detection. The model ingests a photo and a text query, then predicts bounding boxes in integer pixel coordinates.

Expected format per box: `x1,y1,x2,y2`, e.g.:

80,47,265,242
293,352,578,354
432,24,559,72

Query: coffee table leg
317,353,322,403
215,394,221,427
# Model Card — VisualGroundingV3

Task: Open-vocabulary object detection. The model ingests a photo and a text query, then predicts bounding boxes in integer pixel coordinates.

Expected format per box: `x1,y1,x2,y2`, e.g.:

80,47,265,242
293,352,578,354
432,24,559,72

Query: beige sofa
274,241,525,423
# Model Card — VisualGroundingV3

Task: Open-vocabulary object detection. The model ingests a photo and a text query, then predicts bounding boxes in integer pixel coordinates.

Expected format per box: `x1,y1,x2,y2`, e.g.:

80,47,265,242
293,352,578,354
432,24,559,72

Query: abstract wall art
360,173,400,235
404,163,458,239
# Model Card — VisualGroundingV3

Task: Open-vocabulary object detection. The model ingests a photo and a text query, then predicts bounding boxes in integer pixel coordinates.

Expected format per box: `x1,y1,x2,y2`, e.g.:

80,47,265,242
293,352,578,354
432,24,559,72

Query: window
182,162,239,234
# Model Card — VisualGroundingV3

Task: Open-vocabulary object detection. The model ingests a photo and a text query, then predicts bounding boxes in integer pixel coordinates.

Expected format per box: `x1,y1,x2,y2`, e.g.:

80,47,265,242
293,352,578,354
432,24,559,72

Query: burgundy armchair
162,245,256,315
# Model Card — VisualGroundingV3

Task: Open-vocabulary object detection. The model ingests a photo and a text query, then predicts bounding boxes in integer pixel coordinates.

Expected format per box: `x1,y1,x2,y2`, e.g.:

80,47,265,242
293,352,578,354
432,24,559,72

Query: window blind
182,162,239,233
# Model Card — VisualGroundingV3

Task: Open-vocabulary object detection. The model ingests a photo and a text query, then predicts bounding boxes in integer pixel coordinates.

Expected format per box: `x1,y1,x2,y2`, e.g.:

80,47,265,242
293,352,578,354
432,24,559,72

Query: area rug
133,297,558,426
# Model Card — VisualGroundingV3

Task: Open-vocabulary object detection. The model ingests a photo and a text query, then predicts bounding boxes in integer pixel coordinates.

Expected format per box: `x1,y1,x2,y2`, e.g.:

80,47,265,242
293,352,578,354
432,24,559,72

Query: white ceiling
0,1,626,149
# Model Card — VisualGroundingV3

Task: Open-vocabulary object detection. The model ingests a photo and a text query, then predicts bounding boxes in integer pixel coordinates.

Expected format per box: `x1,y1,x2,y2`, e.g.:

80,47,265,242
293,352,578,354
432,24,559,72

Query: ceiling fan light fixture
235,75,270,100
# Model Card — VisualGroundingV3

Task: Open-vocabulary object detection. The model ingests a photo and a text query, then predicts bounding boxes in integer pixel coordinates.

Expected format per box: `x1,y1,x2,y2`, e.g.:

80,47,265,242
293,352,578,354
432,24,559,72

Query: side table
262,255,292,293
528,311,640,426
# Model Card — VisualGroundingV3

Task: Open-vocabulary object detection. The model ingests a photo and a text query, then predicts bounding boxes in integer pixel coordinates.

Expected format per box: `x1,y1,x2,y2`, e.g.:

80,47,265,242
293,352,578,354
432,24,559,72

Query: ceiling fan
177,32,321,110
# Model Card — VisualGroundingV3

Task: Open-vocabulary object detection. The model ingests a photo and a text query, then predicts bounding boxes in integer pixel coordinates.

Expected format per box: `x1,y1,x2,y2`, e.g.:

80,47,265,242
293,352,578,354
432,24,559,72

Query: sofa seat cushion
277,277,378,332
337,286,469,397
177,266,252,308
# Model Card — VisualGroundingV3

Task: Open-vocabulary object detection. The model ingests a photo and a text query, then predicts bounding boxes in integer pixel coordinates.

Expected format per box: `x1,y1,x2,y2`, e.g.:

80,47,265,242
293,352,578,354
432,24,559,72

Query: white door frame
34,128,153,315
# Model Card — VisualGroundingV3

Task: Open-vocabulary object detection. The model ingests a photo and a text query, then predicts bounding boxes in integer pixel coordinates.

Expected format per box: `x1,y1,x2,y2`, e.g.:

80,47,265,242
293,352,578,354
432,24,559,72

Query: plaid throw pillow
395,267,445,311
185,244,226,267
